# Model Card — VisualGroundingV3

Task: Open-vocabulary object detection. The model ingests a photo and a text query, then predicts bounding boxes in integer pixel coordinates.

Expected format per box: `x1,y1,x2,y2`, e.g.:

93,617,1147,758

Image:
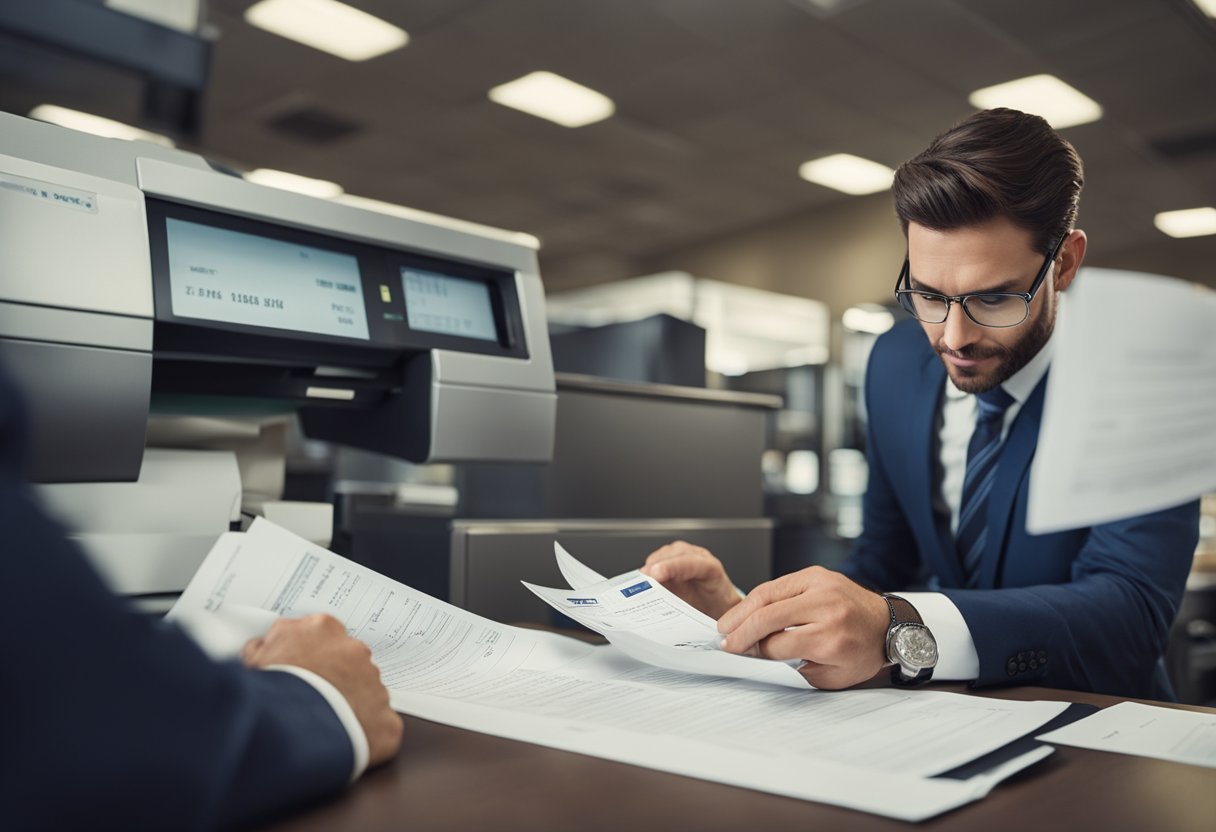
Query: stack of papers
170,520,1069,821
1038,701,1216,768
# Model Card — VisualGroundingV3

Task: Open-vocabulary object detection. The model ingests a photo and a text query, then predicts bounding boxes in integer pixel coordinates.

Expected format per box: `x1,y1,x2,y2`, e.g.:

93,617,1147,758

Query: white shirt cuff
267,665,370,782
896,592,980,681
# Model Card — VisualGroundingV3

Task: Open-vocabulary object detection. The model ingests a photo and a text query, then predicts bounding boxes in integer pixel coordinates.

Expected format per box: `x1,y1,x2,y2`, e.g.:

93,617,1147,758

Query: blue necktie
956,386,1016,587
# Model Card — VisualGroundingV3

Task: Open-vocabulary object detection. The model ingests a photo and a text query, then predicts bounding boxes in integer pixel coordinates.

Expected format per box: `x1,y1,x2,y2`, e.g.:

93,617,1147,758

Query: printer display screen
165,218,371,341
402,267,500,342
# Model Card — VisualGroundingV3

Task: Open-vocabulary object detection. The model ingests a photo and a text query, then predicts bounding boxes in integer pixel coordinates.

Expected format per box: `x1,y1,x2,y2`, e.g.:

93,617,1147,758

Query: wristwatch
882,594,938,686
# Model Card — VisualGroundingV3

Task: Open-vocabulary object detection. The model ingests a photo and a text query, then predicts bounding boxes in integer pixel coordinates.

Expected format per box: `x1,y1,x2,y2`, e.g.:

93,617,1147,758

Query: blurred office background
2,0,1214,702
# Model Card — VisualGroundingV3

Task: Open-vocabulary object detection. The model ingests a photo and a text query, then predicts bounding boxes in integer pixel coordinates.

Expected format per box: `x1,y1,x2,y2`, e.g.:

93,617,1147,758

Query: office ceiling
2,0,1215,295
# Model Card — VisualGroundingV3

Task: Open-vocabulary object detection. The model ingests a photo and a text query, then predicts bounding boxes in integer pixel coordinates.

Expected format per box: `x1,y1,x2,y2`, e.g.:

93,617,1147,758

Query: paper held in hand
169,519,1069,822
1027,269,1216,533
522,543,811,689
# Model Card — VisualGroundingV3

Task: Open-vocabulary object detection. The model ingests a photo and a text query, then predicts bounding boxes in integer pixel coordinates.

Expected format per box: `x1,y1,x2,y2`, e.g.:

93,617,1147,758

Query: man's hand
641,540,742,620
717,566,889,690
241,614,403,767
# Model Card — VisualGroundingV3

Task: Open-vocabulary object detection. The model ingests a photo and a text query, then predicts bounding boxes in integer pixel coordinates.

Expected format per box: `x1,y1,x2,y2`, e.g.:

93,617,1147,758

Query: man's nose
941,301,980,352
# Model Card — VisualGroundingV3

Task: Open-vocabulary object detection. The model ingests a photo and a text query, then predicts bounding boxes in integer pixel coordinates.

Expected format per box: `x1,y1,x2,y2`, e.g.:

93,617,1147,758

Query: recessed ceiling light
1191,0,1216,18
334,193,541,249
798,153,894,196
968,74,1102,129
245,168,344,199
488,71,615,128
104,0,199,32
28,104,175,146
245,0,408,62
1154,207,1216,238
842,304,896,334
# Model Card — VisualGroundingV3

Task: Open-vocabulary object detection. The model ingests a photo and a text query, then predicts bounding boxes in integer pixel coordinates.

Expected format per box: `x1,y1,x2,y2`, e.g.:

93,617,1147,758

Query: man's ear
1054,230,1087,293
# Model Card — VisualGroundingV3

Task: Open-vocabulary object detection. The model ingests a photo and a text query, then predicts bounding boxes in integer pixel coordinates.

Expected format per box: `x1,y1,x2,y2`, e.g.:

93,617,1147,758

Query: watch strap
882,594,935,686
883,594,924,628
890,663,934,686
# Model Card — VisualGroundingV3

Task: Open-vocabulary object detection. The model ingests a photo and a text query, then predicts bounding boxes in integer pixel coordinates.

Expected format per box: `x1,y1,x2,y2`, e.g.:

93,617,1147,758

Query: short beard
936,298,1055,394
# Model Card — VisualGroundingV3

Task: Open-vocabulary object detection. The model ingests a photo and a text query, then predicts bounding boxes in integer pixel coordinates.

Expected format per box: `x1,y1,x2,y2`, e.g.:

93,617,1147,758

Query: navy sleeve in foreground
0,378,353,831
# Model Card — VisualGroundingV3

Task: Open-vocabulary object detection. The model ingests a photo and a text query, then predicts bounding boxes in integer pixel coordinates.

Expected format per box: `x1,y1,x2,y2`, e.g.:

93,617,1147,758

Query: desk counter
259,684,1215,832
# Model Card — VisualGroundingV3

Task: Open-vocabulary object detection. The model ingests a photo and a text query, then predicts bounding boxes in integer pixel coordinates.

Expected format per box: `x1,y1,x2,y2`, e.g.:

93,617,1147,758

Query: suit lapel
907,354,964,586
976,373,1048,588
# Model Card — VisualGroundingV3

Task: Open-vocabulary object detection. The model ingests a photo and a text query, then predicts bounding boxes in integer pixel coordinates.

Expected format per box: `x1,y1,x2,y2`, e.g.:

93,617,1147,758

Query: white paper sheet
554,541,607,589
525,543,811,689
169,521,1069,821
1027,269,1216,533
170,520,596,690
1038,701,1216,768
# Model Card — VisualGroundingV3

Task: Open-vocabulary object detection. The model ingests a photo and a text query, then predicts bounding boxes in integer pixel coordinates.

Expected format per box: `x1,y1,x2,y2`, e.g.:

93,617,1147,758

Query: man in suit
0,365,403,830
644,108,1199,700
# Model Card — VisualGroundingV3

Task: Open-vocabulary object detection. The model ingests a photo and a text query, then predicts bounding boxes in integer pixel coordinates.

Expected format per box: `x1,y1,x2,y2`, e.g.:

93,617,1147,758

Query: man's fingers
239,637,265,665
754,627,824,663
644,541,700,567
639,562,664,581
719,596,812,655
718,571,814,633
645,556,712,585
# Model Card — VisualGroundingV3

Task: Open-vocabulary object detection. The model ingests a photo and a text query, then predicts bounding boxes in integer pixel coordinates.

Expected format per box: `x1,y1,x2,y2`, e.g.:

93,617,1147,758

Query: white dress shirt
900,316,1058,680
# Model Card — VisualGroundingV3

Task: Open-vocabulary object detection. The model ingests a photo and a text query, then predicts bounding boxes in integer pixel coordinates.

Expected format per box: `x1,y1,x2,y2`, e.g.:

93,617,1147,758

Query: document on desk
1027,269,1216,533
522,543,811,689
170,520,1069,821
1038,701,1216,768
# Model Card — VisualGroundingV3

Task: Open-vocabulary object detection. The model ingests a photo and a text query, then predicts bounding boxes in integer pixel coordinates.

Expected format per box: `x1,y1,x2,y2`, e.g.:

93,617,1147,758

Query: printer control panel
146,198,528,364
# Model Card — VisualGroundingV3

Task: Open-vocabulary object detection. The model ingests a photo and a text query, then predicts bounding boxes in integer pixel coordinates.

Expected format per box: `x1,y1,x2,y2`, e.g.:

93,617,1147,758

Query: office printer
0,111,556,599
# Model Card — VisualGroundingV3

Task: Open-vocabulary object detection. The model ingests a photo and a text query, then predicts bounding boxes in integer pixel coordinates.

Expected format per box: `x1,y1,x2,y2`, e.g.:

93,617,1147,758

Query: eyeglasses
894,233,1066,328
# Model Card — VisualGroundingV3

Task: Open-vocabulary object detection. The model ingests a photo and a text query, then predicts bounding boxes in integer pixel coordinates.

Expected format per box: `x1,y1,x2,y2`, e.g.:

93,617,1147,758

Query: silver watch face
892,625,938,668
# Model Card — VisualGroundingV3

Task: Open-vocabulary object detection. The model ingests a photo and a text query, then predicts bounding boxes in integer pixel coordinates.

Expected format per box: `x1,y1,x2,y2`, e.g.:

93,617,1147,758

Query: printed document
1038,701,1216,768
523,543,811,689
170,520,1069,821
1028,269,1216,533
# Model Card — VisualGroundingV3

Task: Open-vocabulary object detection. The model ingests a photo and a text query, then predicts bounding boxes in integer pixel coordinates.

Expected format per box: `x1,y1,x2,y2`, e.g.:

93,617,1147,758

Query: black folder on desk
934,702,1099,781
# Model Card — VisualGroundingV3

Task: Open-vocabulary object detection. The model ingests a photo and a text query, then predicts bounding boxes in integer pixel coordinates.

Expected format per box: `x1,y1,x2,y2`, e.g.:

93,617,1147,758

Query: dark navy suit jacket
841,320,1199,700
0,368,354,831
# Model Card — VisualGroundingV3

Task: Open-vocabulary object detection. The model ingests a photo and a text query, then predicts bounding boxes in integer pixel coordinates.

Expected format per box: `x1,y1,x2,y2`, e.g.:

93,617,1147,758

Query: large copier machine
0,111,556,601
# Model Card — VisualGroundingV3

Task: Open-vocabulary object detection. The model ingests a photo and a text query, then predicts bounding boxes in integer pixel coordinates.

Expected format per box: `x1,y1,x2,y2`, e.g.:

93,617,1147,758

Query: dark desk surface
259,684,1216,832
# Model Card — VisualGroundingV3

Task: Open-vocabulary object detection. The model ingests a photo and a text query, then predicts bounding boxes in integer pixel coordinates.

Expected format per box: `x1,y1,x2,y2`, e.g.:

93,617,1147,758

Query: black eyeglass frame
893,232,1067,329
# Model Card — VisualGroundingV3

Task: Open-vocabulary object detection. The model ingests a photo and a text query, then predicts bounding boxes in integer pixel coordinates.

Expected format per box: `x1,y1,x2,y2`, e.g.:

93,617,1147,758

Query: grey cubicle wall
549,314,708,388
458,373,781,520
450,519,773,625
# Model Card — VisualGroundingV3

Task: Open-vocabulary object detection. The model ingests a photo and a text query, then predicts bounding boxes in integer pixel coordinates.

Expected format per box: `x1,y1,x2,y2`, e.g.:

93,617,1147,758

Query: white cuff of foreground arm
267,665,370,782
896,593,980,681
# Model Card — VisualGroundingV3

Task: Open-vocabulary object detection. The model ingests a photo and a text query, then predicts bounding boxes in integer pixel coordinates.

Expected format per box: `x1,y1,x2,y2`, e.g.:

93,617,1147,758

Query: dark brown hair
892,108,1083,254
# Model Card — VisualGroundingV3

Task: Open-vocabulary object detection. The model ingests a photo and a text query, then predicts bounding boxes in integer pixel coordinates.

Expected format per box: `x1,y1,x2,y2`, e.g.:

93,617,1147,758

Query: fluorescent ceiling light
245,168,344,198
1154,207,1216,238
1191,0,1216,18
28,104,174,146
968,74,1102,129
842,304,896,334
488,71,615,128
707,348,750,377
334,193,541,249
798,153,894,196
245,0,408,61
105,0,200,33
